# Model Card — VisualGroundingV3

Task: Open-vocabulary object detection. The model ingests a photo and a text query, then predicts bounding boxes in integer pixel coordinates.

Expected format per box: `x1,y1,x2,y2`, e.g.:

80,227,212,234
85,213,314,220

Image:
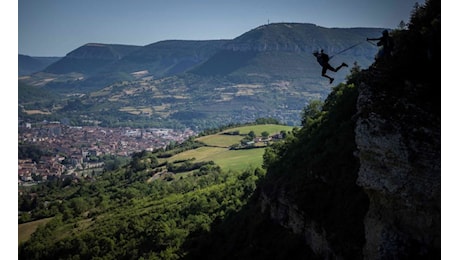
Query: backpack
316,53,329,66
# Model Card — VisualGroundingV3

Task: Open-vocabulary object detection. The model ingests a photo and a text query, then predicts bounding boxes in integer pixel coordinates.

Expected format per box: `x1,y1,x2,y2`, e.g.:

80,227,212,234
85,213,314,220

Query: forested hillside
18,137,265,259
18,123,294,259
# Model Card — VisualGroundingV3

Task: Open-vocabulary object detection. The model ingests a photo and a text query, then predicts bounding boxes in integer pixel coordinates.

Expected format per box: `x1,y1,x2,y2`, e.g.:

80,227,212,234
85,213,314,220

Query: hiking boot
330,78,334,84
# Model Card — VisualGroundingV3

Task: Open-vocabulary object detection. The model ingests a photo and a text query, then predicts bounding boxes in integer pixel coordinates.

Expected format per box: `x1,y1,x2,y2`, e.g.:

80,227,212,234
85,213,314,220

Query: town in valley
18,120,196,185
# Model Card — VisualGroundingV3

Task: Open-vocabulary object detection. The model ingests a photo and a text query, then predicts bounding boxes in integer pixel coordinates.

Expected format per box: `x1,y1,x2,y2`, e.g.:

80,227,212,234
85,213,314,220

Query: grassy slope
18,218,53,244
168,124,293,172
223,124,294,136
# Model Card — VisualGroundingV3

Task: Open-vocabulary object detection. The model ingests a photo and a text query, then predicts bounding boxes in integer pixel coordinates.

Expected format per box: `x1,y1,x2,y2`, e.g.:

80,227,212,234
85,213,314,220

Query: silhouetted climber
367,30,394,61
313,49,348,84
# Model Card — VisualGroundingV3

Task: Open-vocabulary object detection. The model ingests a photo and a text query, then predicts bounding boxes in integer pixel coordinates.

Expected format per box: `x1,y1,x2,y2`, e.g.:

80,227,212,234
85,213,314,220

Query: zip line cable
366,39,378,46
308,40,378,59
329,41,366,59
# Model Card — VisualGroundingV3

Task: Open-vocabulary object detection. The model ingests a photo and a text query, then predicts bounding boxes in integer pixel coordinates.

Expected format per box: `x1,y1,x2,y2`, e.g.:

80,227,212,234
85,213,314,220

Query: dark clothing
368,31,394,60
313,50,348,84
322,63,335,75
377,35,394,50
315,52,329,67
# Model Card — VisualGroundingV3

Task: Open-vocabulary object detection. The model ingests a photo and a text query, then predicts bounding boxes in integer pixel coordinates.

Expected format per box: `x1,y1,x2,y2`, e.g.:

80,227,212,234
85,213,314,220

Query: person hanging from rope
367,30,394,61
312,49,348,84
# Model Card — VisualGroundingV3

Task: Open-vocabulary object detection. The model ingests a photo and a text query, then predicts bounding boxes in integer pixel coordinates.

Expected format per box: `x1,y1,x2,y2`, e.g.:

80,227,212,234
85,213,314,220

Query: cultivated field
169,124,294,171
223,124,294,137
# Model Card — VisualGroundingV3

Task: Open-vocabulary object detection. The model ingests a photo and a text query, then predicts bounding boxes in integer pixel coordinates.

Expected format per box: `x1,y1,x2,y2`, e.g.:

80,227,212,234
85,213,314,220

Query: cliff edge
355,73,440,259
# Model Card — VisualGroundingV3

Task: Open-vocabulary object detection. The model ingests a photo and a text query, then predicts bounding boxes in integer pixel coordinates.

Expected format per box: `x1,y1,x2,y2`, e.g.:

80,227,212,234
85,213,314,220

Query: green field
223,124,294,136
212,148,266,171
169,124,293,171
196,135,242,148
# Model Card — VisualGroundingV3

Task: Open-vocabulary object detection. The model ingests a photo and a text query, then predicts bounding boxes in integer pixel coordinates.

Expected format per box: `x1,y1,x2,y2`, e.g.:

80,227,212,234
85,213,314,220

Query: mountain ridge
191,23,384,78
110,39,230,77
43,43,142,75
19,22,384,128
18,54,61,76
19,23,383,92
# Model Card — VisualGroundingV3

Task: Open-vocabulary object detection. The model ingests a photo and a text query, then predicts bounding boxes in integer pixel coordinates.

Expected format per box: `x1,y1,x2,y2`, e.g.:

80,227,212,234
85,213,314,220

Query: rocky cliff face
260,190,337,259
354,76,440,259
259,75,440,259
258,81,368,259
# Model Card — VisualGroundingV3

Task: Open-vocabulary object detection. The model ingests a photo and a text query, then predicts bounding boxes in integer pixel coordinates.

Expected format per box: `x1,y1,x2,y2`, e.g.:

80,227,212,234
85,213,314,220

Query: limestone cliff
260,190,337,259
354,74,440,259
259,81,369,259
259,71,440,259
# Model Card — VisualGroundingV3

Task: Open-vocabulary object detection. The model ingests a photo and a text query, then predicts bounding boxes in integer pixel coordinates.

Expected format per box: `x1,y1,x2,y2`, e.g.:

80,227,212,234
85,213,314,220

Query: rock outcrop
258,72,440,259
260,190,337,259
354,78,440,259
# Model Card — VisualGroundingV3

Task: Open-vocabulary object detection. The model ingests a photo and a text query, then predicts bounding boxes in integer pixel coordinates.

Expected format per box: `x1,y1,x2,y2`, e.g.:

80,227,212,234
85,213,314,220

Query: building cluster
18,121,195,185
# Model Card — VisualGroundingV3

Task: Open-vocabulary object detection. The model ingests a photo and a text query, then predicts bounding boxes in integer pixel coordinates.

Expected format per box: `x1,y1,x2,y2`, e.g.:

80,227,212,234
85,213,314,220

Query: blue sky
18,0,421,56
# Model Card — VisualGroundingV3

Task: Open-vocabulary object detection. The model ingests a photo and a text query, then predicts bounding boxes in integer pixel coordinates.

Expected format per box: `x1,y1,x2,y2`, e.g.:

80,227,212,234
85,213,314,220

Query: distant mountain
20,41,229,93
18,55,61,76
43,43,142,75
192,23,383,79
19,23,384,93
111,40,230,77
18,44,142,91
19,23,387,127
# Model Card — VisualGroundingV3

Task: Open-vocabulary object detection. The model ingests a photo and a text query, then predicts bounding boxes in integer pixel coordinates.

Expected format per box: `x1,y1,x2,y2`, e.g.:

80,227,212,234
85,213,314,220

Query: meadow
168,124,294,171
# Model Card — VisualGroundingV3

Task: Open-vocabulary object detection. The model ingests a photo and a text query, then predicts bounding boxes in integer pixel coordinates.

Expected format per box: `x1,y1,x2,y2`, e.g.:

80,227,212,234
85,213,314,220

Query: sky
18,0,422,57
